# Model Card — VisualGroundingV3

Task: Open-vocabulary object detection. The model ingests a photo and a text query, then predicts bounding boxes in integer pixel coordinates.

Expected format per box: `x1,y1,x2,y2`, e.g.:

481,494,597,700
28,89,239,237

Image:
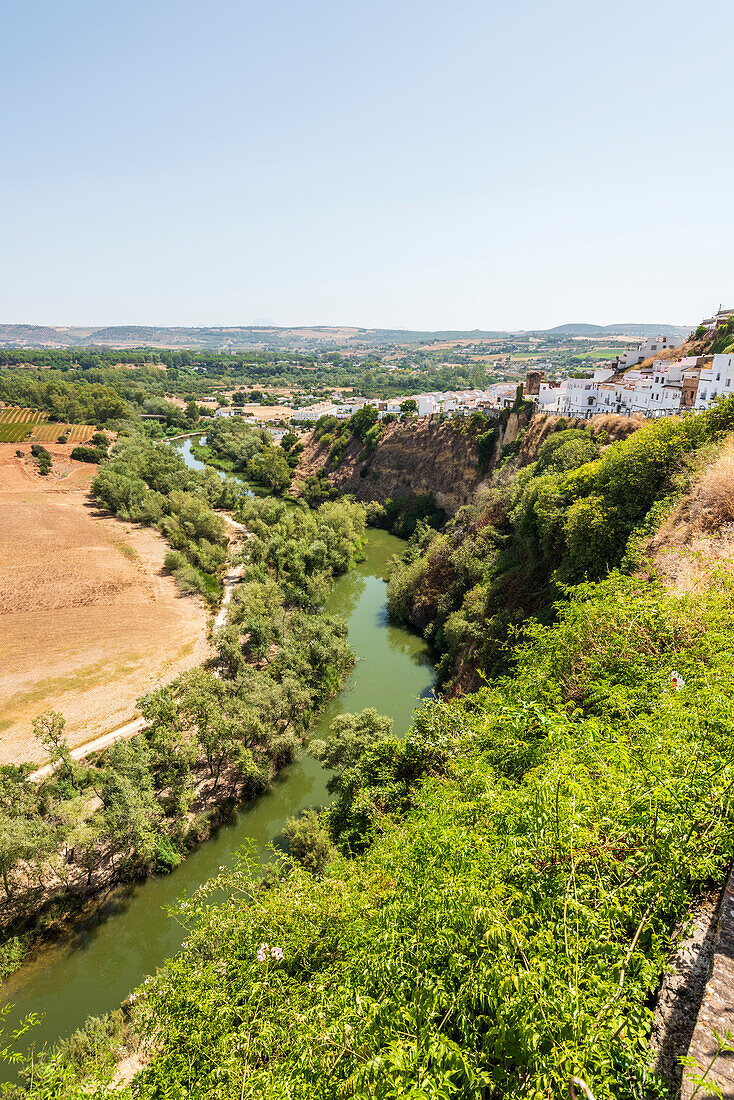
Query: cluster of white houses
288,351,734,427
534,311,734,420
291,382,520,423
536,353,734,420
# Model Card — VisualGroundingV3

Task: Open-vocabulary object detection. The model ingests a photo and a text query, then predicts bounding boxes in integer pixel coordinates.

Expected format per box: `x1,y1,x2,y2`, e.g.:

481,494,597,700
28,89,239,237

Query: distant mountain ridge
0,320,692,351
544,322,691,337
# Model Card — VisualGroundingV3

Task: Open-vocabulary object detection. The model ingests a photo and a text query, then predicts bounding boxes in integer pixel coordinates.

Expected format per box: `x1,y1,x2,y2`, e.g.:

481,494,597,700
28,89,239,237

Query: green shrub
70,445,105,463
282,810,333,874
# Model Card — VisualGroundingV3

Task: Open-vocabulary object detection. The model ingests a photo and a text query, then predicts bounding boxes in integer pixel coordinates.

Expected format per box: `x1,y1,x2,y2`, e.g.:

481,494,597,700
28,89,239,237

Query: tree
33,711,79,791
0,813,52,899
283,810,332,874
348,405,379,441
247,449,292,494
399,399,418,416
309,708,393,793
185,400,200,422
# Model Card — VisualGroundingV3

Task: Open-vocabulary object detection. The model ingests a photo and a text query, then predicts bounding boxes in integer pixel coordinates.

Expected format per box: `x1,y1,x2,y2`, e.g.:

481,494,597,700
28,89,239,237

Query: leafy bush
282,810,333,874
70,445,106,463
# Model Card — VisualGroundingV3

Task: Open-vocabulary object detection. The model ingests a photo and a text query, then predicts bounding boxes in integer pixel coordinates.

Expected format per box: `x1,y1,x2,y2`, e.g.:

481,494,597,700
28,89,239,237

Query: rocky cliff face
294,410,643,513
294,411,530,512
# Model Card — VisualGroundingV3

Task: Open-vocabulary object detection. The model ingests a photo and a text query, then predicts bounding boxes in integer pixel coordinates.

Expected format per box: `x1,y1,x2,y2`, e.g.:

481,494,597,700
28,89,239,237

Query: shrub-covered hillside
388,404,734,690
20,567,734,1099
8,404,734,1099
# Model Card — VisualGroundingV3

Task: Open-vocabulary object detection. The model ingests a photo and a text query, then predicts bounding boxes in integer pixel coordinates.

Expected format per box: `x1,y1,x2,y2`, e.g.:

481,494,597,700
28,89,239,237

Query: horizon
0,316,695,333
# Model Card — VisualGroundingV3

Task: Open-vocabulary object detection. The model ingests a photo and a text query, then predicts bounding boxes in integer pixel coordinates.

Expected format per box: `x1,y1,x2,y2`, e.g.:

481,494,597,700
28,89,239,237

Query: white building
695,354,734,410
536,381,566,413
616,335,679,371
559,369,615,418
701,309,734,331
292,402,338,422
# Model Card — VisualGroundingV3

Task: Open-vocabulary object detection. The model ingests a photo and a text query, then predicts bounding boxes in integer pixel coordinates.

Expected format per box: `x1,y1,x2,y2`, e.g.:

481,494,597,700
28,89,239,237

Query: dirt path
219,512,250,536
30,716,148,780
214,563,244,630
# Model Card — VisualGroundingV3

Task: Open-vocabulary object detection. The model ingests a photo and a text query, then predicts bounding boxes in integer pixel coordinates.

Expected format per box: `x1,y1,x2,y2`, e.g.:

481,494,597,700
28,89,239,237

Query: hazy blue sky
1,0,732,330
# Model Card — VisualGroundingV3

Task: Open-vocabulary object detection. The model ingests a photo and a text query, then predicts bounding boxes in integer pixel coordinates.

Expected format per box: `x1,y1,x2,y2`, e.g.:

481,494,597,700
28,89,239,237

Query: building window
727,379,731,388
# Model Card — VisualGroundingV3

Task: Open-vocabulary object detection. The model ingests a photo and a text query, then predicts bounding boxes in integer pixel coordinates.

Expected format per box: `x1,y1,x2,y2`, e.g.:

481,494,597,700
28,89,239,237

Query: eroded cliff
294,410,530,512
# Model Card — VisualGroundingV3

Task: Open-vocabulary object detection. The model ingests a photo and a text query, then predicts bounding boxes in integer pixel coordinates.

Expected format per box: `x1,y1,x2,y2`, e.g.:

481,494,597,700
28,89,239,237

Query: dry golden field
0,446,209,764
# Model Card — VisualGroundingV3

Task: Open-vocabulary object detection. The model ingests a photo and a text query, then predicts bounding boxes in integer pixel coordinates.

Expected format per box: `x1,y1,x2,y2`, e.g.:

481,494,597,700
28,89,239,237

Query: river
1,486,434,1071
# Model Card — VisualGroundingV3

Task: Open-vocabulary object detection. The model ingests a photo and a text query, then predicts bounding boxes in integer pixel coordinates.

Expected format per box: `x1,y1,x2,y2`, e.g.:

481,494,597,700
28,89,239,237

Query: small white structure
616,335,678,371
695,354,734,410
214,407,242,418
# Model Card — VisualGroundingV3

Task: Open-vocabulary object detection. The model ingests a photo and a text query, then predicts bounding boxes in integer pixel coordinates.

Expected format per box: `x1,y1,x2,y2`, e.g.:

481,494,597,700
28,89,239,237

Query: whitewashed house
616,335,678,371
559,369,615,419
695,355,734,409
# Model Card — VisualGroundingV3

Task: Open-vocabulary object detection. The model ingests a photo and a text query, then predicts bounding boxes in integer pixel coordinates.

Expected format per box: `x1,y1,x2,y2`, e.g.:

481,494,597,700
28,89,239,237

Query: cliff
293,411,531,513
294,410,643,514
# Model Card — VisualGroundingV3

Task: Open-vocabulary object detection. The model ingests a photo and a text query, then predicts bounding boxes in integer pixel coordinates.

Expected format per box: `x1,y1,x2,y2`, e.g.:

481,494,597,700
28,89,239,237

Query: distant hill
0,320,691,351
545,322,691,338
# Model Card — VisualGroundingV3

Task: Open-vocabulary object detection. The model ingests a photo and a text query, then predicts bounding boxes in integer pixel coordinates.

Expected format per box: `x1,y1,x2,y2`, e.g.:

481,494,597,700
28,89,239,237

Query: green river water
1,456,434,1071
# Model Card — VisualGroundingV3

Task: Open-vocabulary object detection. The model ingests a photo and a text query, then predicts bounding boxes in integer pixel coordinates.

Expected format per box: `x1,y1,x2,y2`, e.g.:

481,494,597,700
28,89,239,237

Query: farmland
0,449,209,763
0,406,96,444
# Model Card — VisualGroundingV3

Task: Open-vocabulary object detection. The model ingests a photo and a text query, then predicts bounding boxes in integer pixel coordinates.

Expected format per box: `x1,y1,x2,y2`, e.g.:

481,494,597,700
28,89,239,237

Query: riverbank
0,496,366,986
0,527,433,1080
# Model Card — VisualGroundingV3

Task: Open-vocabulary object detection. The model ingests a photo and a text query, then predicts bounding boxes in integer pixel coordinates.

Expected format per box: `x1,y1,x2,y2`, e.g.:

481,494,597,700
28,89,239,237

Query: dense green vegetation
388,407,734,689
203,418,294,494
92,434,239,599
0,498,365,995
0,347,494,402
15,563,734,1098
8,401,734,1098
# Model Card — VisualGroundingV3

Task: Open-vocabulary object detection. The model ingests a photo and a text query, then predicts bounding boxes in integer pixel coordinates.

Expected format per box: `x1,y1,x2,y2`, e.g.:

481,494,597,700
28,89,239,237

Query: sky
1,0,732,331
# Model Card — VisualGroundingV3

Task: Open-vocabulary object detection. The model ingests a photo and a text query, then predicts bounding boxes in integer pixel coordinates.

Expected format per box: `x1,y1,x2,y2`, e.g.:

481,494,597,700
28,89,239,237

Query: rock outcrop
294,411,529,513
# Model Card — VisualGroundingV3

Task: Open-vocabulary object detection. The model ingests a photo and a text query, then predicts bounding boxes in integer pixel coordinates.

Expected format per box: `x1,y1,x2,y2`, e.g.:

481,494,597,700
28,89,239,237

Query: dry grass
646,441,734,593
689,445,734,529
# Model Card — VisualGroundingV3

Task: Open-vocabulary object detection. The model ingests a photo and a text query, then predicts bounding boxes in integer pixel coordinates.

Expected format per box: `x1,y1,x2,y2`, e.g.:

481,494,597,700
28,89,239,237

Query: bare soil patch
0,445,209,764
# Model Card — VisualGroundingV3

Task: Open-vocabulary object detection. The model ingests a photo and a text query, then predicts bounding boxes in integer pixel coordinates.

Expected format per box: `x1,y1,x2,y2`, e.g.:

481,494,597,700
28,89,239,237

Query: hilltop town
229,306,732,428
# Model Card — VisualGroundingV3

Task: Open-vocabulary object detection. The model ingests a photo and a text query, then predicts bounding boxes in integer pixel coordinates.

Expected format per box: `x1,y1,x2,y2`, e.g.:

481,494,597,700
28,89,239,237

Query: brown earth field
0,444,209,765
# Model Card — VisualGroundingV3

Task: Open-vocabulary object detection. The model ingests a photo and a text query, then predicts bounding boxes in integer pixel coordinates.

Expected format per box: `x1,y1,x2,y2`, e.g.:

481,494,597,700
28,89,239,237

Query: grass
690,442,734,529
114,541,139,561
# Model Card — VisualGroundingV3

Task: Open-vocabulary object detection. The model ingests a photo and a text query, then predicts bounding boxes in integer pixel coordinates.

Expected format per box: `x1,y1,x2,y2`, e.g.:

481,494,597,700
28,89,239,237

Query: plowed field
0,447,209,764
